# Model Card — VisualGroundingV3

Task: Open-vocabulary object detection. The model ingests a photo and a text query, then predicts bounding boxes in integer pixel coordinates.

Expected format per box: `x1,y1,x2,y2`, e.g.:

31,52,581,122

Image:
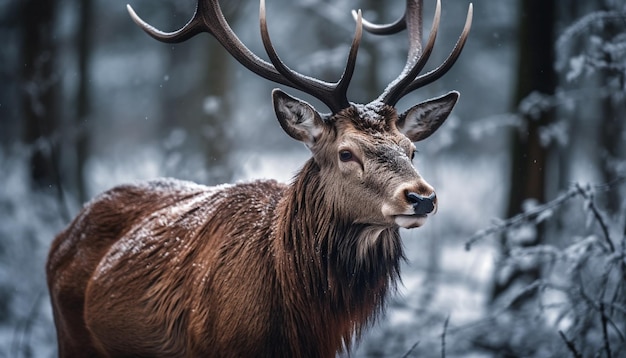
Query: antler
355,0,473,106
126,0,363,113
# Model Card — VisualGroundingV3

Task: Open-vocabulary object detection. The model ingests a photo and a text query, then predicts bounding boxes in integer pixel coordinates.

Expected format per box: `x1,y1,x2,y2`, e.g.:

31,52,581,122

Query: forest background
1,0,625,356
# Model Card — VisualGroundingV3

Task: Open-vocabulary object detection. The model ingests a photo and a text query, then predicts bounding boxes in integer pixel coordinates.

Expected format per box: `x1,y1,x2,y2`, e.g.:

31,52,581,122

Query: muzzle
406,192,436,216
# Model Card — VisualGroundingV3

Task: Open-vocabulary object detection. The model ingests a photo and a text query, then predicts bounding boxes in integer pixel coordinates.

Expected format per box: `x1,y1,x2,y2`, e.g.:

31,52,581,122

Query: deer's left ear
397,91,459,142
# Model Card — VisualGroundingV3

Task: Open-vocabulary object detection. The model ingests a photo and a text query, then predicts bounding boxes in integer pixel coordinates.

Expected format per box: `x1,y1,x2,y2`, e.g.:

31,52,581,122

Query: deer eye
339,150,353,162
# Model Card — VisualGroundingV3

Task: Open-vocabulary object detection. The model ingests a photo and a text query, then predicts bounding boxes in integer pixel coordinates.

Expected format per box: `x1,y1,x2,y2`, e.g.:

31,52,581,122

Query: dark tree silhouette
73,0,94,203
491,0,557,303
19,0,61,190
159,2,237,185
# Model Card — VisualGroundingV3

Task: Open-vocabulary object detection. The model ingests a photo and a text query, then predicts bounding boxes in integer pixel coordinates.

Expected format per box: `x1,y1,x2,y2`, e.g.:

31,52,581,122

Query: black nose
406,192,436,216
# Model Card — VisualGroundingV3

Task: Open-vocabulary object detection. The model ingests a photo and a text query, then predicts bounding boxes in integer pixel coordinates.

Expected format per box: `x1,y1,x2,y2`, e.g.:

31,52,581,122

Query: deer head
127,0,472,230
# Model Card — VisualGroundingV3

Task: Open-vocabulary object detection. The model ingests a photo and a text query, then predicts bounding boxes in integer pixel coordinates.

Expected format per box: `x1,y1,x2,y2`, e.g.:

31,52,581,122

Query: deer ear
272,89,325,148
397,91,459,142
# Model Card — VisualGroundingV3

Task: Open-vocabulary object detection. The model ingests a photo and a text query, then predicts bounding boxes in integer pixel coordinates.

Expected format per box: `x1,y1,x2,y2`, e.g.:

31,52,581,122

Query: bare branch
465,187,579,250
558,330,583,358
465,178,626,250
600,302,613,358
401,341,420,358
575,183,615,252
441,315,450,358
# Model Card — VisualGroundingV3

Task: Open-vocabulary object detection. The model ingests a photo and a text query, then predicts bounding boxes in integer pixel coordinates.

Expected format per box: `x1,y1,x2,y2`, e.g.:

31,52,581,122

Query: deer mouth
393,214,428,229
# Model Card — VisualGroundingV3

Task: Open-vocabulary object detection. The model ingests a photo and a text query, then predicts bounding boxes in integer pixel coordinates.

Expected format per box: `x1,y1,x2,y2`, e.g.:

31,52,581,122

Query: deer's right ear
272,89,325,148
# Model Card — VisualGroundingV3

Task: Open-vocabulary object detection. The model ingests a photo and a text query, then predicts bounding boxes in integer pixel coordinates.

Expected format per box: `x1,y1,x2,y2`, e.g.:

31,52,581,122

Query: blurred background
1,0,625,356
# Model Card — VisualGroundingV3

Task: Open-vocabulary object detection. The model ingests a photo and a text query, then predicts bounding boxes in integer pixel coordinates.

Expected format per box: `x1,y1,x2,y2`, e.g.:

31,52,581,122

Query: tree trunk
74,0,93,203
200,41,233,184
490,0,557,303
597,7,625,216
161,4,236,185
19,0,60,190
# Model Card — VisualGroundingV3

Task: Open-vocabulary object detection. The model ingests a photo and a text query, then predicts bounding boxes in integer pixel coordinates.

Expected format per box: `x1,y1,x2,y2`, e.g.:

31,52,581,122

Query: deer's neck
273,159,403,354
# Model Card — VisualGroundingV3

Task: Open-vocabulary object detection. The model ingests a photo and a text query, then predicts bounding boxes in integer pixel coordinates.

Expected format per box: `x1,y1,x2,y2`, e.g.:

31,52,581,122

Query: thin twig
465,178,626,251
441,315,450,358
600,302,613,358
400,341,420,358
11,290,44,358
558,330,583,358
465,187,579,250
622,220,626,274
575,183,615,252
576,274,625,343
49,140,73,223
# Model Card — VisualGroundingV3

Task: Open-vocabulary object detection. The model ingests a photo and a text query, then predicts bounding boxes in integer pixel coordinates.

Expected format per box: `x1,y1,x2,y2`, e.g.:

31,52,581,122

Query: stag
47,0,472,356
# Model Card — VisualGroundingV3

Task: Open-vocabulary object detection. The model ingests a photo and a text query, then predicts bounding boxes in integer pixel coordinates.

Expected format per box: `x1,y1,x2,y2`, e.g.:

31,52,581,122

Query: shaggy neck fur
273,159,404,357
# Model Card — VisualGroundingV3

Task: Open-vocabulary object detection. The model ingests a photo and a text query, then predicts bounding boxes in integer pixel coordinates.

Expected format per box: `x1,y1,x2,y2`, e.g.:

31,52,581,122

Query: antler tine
259,0,362,112
127,4,202,43
355,0,472,106
379,0,441,105
128,0,363,113
400,3,473,97
127,2,291,87
351,9,406,35
335,10,363,102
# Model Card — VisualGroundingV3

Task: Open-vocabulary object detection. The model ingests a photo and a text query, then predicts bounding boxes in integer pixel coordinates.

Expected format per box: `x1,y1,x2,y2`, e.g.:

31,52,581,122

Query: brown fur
47,164,402,357
47,95,453,357
48,0,468,353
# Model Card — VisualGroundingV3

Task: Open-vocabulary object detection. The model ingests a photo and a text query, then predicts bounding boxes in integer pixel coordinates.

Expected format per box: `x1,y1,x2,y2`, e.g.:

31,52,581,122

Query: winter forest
1,0,626,356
